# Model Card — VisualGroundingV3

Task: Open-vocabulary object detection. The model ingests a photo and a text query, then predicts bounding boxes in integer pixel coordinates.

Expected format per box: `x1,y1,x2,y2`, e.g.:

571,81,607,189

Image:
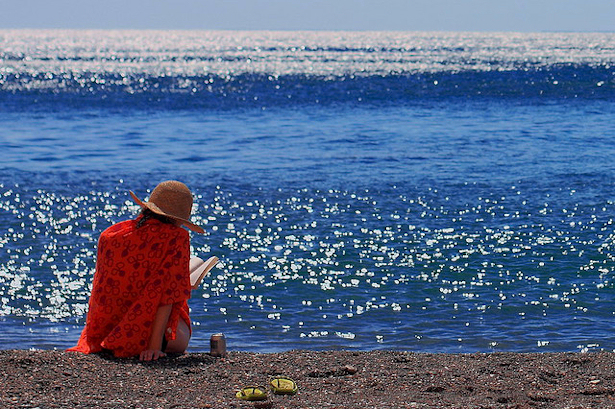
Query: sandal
270,376,298,395
236,386,268,401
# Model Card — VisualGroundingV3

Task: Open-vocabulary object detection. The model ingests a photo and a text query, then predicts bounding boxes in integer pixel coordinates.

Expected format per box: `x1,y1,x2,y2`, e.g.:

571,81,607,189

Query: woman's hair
135,208,175,229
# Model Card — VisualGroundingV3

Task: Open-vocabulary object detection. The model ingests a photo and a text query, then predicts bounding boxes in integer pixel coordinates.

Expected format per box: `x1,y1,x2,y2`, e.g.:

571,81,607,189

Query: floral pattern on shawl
68,218,191,358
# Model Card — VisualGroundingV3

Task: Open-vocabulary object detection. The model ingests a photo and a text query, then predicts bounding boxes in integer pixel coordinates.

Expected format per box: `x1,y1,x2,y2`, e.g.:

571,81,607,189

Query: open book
190,256,219,289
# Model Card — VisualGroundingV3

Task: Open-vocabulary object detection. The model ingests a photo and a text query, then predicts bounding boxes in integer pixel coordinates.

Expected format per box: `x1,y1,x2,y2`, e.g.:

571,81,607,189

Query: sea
1,29,615,354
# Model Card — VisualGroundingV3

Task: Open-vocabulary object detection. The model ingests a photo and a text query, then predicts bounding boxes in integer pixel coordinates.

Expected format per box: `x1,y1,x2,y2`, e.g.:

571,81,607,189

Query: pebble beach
3,349,615,408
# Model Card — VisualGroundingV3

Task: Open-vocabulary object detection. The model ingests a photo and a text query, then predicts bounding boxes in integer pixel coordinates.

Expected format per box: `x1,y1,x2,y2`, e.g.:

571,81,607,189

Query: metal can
210,333,227,357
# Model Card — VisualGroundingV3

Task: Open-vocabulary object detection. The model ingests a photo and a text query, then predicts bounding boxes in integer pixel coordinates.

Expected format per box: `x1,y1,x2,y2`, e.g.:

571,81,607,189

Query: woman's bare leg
165,319,190,353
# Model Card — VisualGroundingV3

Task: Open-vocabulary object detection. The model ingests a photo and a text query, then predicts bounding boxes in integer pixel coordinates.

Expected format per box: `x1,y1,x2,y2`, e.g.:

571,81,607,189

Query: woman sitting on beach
68,180,205,361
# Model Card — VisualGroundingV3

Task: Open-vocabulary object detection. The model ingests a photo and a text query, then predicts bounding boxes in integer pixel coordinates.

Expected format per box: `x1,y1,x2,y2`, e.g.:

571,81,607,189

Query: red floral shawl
68,217,191,358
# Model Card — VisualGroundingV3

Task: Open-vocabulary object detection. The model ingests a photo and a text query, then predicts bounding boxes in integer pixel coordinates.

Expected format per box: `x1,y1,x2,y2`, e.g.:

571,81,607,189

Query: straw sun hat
130,180,204,234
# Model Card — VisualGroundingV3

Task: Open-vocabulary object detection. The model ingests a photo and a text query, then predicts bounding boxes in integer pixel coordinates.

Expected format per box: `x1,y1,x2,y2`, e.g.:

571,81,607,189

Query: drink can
210,333,227,357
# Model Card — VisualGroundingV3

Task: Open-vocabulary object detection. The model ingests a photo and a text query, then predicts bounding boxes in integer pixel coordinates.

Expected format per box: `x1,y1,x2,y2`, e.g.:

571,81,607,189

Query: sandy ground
3,349,615,408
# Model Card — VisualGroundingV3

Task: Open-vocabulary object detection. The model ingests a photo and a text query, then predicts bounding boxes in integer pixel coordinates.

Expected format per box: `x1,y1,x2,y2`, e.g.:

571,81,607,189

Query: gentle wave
2,30,614,75
1,67,613,111
1,29,614,110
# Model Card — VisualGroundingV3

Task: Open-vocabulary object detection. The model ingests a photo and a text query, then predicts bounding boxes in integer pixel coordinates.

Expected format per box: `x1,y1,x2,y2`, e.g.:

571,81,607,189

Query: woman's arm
140,303,172,361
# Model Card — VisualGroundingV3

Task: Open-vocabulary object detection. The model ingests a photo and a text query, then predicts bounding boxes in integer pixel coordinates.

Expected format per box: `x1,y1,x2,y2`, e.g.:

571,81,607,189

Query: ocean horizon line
2,27,614,35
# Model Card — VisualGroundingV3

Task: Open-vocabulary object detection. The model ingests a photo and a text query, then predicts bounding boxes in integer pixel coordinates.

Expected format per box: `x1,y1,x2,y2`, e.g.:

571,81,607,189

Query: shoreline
3,349,615,408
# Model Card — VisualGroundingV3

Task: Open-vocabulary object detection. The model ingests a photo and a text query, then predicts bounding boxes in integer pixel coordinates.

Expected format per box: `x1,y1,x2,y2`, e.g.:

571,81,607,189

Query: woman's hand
139,349,167,361
142,304,173,362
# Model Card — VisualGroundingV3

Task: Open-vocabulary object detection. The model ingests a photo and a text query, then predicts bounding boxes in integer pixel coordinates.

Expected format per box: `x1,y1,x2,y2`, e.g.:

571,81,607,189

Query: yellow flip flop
270,377,298,395
236,386,268,401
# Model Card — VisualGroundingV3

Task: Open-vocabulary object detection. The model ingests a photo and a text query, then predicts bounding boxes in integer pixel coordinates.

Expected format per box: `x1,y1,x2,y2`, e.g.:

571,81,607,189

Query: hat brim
130,191,205,234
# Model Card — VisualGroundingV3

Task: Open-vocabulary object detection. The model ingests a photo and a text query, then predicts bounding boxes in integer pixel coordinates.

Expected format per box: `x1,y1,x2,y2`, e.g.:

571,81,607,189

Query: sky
1,0,614,33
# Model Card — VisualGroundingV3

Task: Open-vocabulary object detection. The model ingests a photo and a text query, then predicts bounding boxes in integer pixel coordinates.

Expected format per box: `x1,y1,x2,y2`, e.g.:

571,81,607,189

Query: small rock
342,365,358,375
